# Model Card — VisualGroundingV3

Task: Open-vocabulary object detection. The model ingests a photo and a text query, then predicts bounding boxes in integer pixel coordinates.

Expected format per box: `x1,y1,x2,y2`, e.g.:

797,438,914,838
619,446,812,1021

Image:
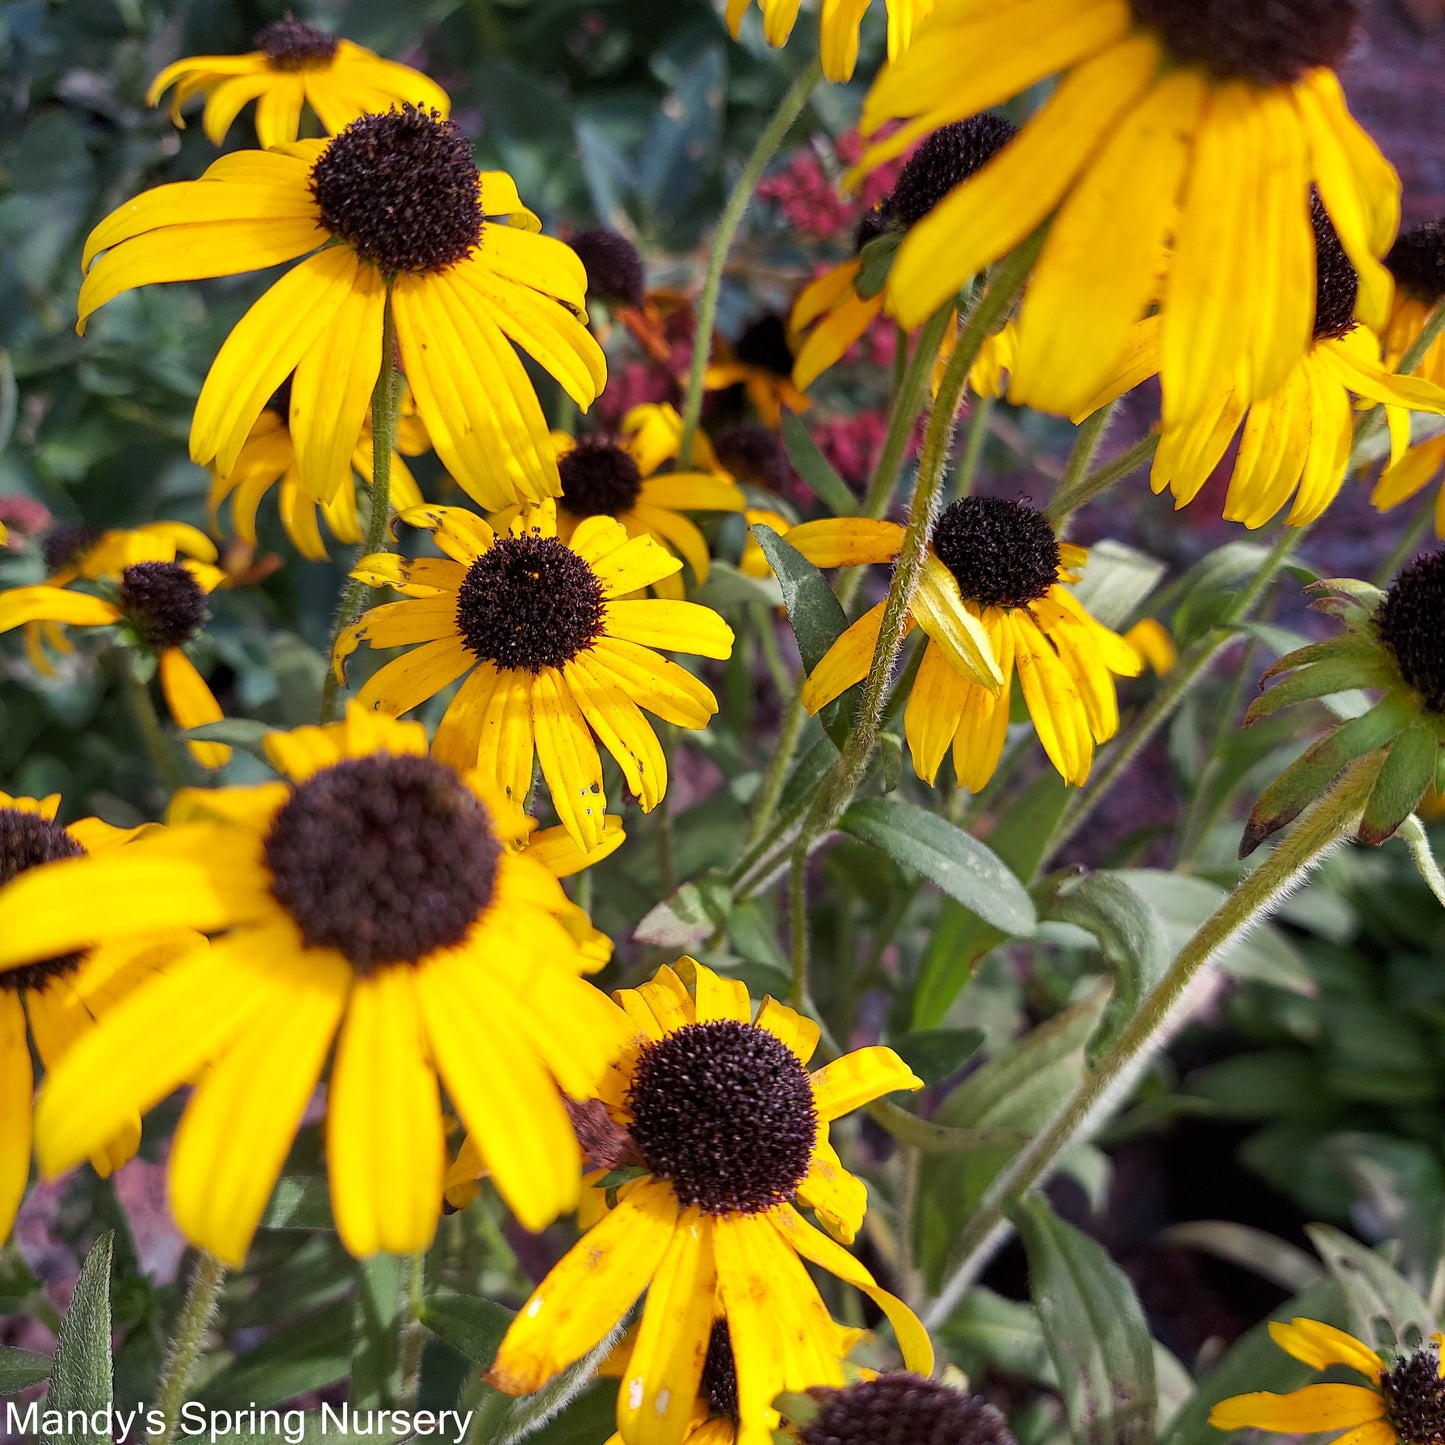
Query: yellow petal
0,992,32,1244
532,668,608,852
802,600,891,713
158,649,231,770
1208,1386,1386,1434
0,587,119,633
589,638,719,729
603,600,735,660
785,519,905,568
565,654,668,811
1268,1319,1384,1379
356,636,476,717
912,557,1003,691
810,1046,923,1122
904,638,969,785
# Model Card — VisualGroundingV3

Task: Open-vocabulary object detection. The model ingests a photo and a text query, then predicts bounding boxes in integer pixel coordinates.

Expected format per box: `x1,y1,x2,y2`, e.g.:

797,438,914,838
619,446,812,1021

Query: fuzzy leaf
0,1347,51,1393
1308,1223,1437,1353
43,1232,112,1445
421,1295,516,1367
1358,725,1438,845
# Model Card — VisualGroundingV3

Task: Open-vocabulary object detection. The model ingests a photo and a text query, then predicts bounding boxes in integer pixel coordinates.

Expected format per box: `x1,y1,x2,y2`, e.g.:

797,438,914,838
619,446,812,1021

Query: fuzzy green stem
321,290,400,722
677,58,822,468
950,393,994,504
1045,432,1159,529
154,1252,226,1445
124,658,187,793
923,760,1375,1330
1398,814,1445,910
399,1252,426,1410
746,687,808,850
1045,402,1113,515
788,846,809,1006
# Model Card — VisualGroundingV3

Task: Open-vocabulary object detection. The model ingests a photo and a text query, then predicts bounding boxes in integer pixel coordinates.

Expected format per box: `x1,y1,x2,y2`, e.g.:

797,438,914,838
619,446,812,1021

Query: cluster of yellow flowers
4,3,1445,1444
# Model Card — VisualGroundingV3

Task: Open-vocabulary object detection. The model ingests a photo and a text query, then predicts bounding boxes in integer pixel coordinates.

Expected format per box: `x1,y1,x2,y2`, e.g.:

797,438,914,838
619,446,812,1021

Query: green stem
124,658,187,793
399,1252,426,1410
1398,814,1445,910
923,759,1375,1330
746,687,808,850
950,392,994,504
677,57,822,467
788,847,809,1006
154,1252,226,1445
1046,402,1113,514
1044,431,1159,529
321,289,400,722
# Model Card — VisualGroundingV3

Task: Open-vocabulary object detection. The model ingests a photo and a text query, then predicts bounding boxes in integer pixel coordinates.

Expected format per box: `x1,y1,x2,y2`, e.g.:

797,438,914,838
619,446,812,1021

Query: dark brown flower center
0,808,85,992
1312,188,1359,341
569,229,645,308
454,534,605,672
733,314,795,379
1381,1345,1445,1445
713,425,792,493
701,1320,739,1424
42,523,98,575
931,497,1060,611
801,1375,1019,1445
885,114,1019,231
558,440,645,518
1376,548,1445,715
310,107,482,275
264,754,500,971
1128,0,1358,86
1388,220,1445,307
119,561,207,650
625,1018,817,1215
255,15,340,70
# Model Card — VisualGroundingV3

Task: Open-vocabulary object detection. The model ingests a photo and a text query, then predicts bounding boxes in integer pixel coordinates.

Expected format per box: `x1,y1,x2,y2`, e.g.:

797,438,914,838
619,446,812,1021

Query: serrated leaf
839,797,1035,936
420,1295,515,1367
259,1176,333,1231
1014,1196,1156,1445
44,1232,112,1445
0,1346,51,1392
780,413,856,516
633,873,731,948
1307,1223,1436,1353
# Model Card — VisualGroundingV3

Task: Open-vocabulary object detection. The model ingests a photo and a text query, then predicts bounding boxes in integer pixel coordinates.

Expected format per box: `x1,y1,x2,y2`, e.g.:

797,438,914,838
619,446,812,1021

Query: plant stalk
154,1252,227,1445
124,658,188,793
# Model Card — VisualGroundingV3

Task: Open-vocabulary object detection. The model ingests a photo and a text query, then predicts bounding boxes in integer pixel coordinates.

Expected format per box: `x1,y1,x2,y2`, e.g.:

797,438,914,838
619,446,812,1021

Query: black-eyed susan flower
791,116,1018,393
492,406,746,599
78,106,605,512
794,1374,1017,1445
705,315,811,430
1372,219,1445,534
487,958,932,1445
146,15,451,150
0,707,635,1265
1242,552,1445,853
726,0,934,83
336,499,734,852
0,792,196,1246
1210,1317,1444,1445
211,377,428,562
790,499,1140,788
0,526,232,770
1081,196,1445,529
855,0,1398,428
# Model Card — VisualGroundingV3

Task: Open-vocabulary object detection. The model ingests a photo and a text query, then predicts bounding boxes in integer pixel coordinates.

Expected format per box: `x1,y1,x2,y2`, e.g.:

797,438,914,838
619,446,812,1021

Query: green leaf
854,229,902,301
420,1294,515,1367
1157,1222,1325,1294
1359,725,1438,845
895,1027,985,1087
350,1255,403,1410
1014,1196,1157,1445
693,559,782,609
180,718,274,757
937,1285,1056,1385
202,1301,352,1410
259,1176,333,1231
838,798,1035,936
779,413,857,516
1044,872,1169,1063
1243,653,1393,725
1068,540,1166,631
44,1231,113,1445
633,873,732,949
0,1346,51,1392
1307,1223,1436,1352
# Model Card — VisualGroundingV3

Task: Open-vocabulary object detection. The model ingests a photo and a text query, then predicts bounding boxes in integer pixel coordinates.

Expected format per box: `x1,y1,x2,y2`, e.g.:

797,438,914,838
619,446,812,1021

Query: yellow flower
0,524,233,769
1372,218,1445,535
726,0,935,83
1122,618,1176,676
78,107,605,512
1080,198,1445,529
705,316,811,430
211,379,429,562
790,500,1141,788
487,958,933,1445
491,405,746,599
1210,1316,1443,1445
336,499,734,853
146,16,450,149
0,707,635,1265
0,792,196,1246
855,0,1399,428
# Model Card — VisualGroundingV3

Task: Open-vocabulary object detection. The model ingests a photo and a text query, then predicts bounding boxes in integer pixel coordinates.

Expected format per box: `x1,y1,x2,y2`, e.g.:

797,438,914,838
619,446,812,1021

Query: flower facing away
1241,552,1445,853
490,405,746,598
1080,195,1445,529
705,315,811,430
335,499,735,852
146,16,451,149
0,707,635,1266
791,115,1019,393
0,793,197,1246
487,959,933,1445
796,1373,1018,1445
1210,1317,1445,1445
854,0,1399,428
726,0,935,83
211,377,429,562
788,499,1141,789
78,106,606,512
1372,219,1445,535
0,525,233,769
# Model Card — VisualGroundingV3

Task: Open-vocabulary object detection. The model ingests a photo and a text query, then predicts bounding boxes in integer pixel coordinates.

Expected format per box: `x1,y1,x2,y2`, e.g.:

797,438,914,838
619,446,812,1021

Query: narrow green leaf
1244,656,1394,725
1359,725,1437,845
44,1231,113,1445
350,1255,403,1410
259,1176,333,1231
839,797,1035,936
895,1027,985,1087
1158,1222,1325,1294
1307,1223,1437,1352
1014,1196,1157,1445
633,873,731,949
779,413,857,516
180,719,275,756
0,1346,51,1392
420,1294,515,1367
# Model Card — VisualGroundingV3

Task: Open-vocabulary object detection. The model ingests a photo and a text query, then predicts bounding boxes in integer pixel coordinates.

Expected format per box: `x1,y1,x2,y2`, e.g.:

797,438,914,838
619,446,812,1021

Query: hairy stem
154,1253,227,1445
1045,432,1159,529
